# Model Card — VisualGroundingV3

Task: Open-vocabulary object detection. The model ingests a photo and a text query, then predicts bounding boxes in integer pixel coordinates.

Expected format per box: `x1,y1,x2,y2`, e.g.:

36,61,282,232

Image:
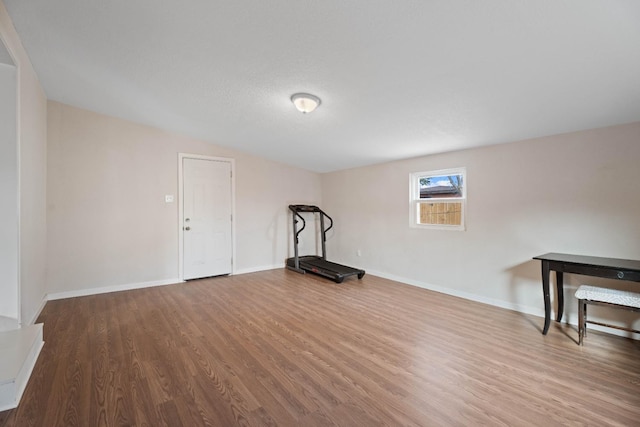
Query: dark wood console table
533,253,640,335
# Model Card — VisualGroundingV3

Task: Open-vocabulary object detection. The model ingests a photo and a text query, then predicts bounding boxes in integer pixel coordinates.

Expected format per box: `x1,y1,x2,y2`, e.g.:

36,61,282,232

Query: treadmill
286,205,365,283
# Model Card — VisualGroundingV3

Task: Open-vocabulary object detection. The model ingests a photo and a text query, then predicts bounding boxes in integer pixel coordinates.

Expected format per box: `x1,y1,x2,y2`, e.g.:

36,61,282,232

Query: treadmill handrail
323,210,334,235
289,204,321,213
286,204,366,282
291,210,306,244
288,205,333,235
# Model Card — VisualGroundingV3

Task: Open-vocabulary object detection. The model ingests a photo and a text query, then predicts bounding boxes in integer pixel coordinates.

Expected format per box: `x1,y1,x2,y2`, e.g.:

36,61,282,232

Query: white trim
0,324,43,411
409,167,466,231
367,268,639,340
234,264,282,275
9,338,43,412
178,153,236,280
367,268,543,317
25,296,47,326
47,278,183,301
15,45,21,325
0,30,21,323
46,267,285,302
10,326,43,412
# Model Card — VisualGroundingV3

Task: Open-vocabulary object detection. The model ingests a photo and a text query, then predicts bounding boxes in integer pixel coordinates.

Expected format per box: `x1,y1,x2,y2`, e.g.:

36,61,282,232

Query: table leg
556,271,564,322
542,261,551,335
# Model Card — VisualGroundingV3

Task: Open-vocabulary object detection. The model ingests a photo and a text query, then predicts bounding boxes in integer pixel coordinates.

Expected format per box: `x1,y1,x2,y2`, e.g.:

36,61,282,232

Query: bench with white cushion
574,285,640,345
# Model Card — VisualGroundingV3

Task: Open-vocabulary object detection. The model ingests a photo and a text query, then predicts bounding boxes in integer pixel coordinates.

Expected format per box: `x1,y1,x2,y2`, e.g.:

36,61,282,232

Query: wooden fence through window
419,202,462,225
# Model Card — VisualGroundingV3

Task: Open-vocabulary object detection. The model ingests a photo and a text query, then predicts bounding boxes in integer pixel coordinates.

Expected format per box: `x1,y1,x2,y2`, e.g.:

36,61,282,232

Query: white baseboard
41,268,639,341
26,296,48,326
234,264,282,275
366,269,639,341
0,324,44,412
47,278,183,301
46,267,285,302
367,269,545,318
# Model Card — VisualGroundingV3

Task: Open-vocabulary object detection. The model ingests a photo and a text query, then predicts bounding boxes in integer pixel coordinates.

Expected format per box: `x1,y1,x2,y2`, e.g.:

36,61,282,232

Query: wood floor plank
2,269,640,426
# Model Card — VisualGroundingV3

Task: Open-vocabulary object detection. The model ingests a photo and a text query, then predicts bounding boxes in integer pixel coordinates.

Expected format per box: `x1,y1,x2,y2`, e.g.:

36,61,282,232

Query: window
410,167,466,230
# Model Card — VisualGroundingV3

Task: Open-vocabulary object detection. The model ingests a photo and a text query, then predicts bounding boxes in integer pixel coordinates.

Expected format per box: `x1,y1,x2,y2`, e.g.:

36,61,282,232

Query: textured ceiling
4,1,640,172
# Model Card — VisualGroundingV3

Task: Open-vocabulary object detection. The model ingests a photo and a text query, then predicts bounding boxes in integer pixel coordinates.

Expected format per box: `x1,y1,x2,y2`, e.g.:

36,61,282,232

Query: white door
183,158,232,280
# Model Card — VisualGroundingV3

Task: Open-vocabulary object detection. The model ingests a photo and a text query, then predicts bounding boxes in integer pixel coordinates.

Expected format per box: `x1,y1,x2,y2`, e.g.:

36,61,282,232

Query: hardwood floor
1,269,639,426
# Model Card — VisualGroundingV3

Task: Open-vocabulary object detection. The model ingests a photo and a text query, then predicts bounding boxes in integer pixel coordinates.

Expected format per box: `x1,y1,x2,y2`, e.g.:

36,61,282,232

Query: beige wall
47,101,321,294
0,1,48,325
4,0,640,336
322,122,640,331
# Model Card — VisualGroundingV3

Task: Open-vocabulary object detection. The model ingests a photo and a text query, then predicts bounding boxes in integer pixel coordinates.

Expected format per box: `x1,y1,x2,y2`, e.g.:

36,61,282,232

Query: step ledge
0,324,44,412
0,316,20,333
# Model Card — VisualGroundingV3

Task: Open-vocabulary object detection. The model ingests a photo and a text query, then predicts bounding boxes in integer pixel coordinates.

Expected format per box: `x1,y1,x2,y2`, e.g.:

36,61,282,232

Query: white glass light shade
291,93,321,114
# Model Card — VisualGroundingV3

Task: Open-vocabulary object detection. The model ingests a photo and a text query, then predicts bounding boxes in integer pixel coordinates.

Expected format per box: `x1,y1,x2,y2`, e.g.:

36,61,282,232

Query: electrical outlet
165,195,174,203
357,249,362,257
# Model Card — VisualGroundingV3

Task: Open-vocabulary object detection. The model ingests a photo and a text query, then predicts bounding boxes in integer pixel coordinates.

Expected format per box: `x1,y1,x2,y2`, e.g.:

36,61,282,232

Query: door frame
178,153,236,281
0,31,21,324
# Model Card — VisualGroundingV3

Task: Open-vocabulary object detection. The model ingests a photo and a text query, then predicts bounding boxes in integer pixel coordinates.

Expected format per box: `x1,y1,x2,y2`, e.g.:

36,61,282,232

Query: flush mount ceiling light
291,93,321,114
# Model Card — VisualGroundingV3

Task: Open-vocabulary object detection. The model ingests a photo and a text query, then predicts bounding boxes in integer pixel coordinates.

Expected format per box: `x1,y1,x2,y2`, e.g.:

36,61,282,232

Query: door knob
185,226,191,231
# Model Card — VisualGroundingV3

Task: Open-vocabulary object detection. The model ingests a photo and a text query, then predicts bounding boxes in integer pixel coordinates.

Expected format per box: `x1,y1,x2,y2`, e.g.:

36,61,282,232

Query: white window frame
409,167,466,231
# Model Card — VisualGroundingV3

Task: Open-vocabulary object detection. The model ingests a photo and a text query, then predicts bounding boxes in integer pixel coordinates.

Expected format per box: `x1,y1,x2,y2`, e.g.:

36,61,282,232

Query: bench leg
584,302,587,338
578,299,586,345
